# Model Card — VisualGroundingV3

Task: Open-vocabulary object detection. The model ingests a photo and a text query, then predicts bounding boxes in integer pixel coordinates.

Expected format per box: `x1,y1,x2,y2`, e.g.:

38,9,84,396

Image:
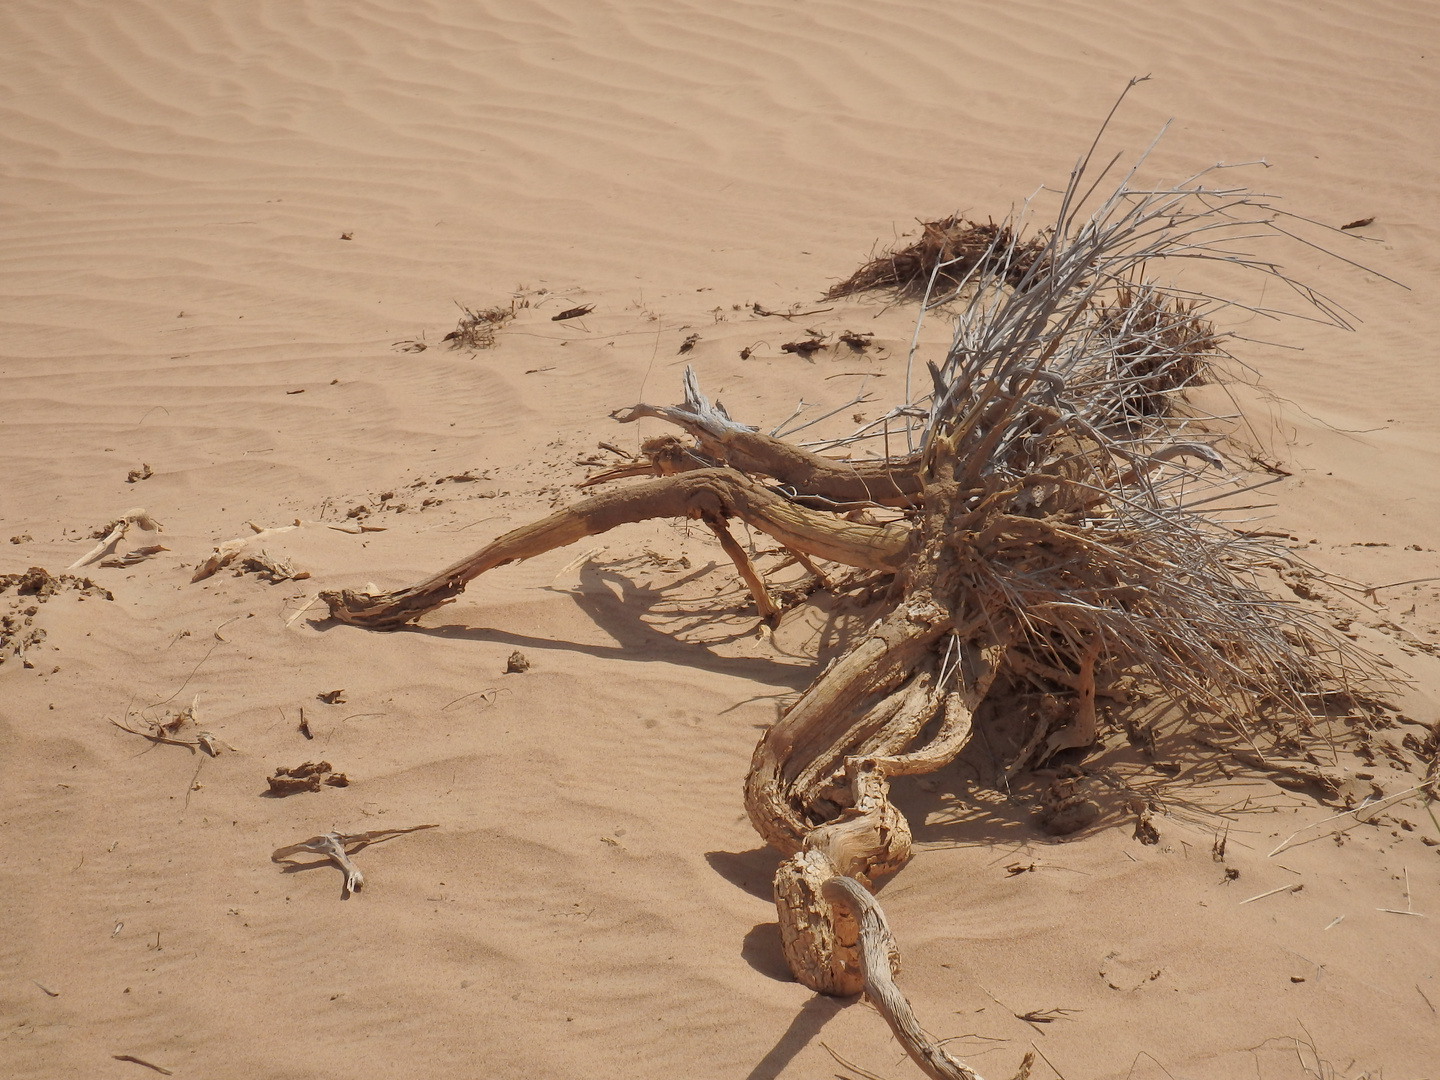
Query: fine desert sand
2,2,1439,1078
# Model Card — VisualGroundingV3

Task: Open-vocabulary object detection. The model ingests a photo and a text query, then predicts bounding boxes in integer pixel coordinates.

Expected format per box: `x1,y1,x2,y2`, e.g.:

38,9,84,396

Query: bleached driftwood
192,522,300,582
271,824,438,898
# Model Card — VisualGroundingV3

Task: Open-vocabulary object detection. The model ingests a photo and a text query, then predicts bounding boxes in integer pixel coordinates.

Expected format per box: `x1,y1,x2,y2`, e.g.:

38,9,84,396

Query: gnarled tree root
320,467,911,629
746,587,1005,1076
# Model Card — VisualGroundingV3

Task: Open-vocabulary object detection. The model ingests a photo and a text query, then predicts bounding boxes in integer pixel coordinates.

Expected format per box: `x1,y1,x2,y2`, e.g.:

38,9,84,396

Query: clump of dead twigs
826,215,1047,302
443,301,516,350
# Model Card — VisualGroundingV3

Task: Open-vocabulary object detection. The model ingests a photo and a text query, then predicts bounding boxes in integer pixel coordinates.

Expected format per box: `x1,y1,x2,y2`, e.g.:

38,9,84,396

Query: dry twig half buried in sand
317,83,1406,1078
271,824,438,898
68,508,162,570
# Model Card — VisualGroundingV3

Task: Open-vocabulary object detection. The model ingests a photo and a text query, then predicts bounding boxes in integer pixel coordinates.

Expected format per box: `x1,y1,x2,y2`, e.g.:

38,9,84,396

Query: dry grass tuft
825,216,1047,301
443,301,516,350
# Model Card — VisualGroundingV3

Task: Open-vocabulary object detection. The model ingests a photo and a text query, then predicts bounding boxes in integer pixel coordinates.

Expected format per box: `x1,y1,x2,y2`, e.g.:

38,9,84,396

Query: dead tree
320,122,1390,1078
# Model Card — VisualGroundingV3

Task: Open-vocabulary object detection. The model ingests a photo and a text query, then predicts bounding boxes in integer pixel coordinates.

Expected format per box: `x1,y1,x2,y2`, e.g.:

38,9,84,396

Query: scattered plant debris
1130,798,1162,844
192,522,301,582
838,330,873,351
1340,216,1375,230
316,689,347,704
752,302,832,319
678,332,700,354
71,508,162,570
9,534,32,544
109,696,219,755
126,464,153,483
112,1053,173,1075
551,304,594,321
237,550,309,583
444,302,516,349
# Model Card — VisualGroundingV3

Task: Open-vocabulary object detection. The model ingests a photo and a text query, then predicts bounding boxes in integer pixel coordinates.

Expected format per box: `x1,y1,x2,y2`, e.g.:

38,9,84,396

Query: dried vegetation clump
443,301,516,350
318,90,1405,1079
826,215,1047,301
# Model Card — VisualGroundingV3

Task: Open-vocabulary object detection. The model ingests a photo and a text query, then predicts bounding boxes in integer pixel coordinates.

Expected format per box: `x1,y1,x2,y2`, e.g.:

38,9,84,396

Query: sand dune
3,2,1439,1077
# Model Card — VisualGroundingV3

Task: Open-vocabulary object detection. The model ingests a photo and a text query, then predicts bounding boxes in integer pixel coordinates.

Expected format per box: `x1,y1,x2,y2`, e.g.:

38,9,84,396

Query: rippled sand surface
3,3,1439,1077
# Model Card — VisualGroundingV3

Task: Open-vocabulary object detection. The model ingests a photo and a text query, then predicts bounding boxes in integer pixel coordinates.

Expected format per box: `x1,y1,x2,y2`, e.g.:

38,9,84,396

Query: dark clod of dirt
268,773,321,795
9,535,32,544
267,760,348,796
126,464,153,483
505,650,531,674
781,338,826,359
1038,767,1101,836
0,567,111,602
826,216,1046,301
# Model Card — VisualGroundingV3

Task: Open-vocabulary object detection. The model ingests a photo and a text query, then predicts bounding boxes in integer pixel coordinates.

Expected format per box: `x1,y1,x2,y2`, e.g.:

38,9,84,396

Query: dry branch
611,367,924,508
321,468,910,629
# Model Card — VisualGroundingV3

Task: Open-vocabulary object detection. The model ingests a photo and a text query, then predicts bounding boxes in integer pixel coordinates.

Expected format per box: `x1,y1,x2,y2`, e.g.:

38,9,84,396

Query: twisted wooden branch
320,468,910,629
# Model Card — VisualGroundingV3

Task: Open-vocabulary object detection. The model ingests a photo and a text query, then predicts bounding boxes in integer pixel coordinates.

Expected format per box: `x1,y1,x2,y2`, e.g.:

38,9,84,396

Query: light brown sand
3,2,1439,1077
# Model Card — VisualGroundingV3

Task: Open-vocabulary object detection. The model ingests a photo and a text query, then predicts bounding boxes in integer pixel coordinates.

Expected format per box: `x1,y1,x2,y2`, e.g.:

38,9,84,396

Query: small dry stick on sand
112,1054,173,1075
272,824,438,898
1377,866,1425,916
1239,883,1304,906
